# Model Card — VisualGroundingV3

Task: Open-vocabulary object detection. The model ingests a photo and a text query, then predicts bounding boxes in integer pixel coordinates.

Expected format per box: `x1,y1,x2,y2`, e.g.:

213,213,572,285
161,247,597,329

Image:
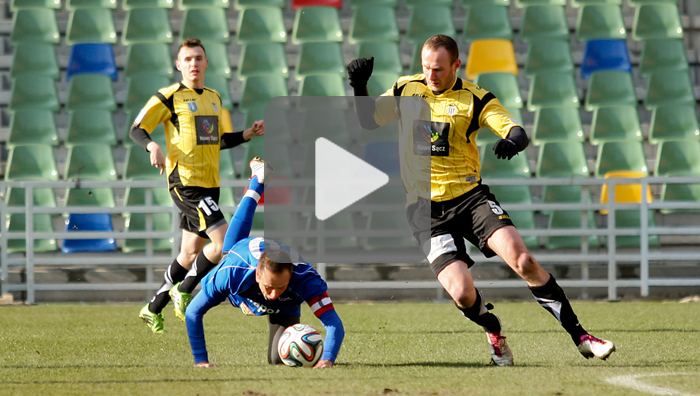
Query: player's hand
313,359,333,369
492,138,519,160
194,362,217,368
147,141,165,175
347,57,374,88
243,120,265,141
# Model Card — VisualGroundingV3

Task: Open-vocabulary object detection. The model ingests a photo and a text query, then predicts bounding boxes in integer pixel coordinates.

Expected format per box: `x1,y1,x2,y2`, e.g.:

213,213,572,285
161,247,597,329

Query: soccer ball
278,324,324,367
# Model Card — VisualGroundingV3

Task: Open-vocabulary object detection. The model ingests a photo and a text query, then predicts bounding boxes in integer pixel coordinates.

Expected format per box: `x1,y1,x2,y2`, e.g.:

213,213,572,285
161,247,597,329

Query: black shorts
170,186,226,239
407,184,514,276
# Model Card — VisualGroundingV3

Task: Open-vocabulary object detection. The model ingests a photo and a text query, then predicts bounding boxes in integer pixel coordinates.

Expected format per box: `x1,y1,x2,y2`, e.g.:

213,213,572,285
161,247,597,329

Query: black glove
347,57,374,88
492,138,519,160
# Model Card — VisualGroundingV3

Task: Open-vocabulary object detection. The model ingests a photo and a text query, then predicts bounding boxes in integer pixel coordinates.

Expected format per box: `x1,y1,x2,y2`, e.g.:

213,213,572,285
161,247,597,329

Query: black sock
149,259,188,314
457,289,502,334
529,274,588,345
179,252,218,294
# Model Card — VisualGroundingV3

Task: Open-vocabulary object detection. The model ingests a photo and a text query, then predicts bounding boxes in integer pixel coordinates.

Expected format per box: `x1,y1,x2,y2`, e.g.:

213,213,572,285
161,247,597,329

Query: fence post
640,177,650,297
25,185,36,305
607,179,617,301
0,185,8,296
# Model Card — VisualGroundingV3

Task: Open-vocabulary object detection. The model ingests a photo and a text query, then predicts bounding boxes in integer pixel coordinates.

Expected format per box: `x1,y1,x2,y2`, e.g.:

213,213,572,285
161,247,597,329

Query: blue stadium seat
62,214,117,253
66,43,118,82
580,39,631,79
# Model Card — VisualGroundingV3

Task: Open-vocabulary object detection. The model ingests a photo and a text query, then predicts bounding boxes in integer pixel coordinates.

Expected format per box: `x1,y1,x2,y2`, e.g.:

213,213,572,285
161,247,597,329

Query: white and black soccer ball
278,324,324,367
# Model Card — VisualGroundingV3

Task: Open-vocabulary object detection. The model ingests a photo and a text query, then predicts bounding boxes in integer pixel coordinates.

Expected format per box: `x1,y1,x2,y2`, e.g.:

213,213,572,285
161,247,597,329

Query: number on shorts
198,196,220,216
488,200,504,215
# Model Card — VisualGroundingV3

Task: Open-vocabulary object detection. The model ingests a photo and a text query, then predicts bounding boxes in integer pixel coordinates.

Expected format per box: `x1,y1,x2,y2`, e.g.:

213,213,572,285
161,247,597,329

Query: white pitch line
606,373,699,396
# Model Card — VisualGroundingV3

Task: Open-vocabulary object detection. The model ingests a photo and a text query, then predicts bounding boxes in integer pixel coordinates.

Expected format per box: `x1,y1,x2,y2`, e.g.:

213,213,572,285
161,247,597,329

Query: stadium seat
122,187,173,253
519,5,569,43
124,43,174,79
202,41,232,79
219,150,237,181
61,213,117,253
367,73,399,97
639,38,688,78
239,75,289,112
527,72,579,111
595,141,647,178
123,0,174,9
10,43,59,80
66,0,118,9
655,140,700,213
357,41,403,75
181,8,230,43
123,146,165,180
536,141,589,178
580,39,631,79
406,0,454,7
295,42,346,79
122,8,173,45
480,144,530,178
204,75,233,110
589,106,642,145
5,144,59,181
462,0,510,5
178,0,230,9
9,75,59,112
524,39,573,77
235,6,287,44
584,71,637,110
10,0,61,10
600,171,651,210
65,8,117,45
7,110,59,147
234,0,284,9
350,0,397,7
292,0,342,9
65,109,117,147
124,74,172,113
575,5,626,42
531,107,584,145
475,106,523,147
632,4,683,40
466,39,517,80
571,0,620,6
542,185,600,250
644,70,695,109
10,8,60,44
5,212,57,253
474,72,523,108
515,0,564,7
65,144,118,181
648,105,700,144
304,212,359,251
462,4,512,43
348,6,399,44
610,209,659,249
300,107,352,146
292,6,343,44
66,43,118,82
66,74,117,112
237,42,289,79
409,44,423,75
407,6,456,45
298,74,347,97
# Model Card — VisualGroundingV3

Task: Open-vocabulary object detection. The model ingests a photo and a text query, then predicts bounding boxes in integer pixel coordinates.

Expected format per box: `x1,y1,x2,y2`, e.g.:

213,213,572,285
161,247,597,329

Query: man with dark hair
132,38,265,334
346,34,615,365
184,159,344,368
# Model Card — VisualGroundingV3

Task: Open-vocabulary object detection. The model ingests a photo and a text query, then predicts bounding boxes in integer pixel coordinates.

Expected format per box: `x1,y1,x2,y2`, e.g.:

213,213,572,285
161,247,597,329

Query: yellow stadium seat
600,170,652,215
465,39,517,80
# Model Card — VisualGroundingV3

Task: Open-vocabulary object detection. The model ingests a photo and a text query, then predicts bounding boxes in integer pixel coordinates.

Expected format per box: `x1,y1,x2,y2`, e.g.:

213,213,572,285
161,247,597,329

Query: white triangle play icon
315,137,389,221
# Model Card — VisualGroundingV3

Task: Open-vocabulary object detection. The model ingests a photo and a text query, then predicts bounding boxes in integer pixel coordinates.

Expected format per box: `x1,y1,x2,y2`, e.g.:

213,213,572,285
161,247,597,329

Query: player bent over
184,158,345,368
347,34,615,365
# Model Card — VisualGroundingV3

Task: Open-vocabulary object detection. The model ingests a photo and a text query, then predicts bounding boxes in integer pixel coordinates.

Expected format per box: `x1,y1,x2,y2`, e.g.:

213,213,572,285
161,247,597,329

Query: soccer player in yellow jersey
131,39,266,333
348,35,615,365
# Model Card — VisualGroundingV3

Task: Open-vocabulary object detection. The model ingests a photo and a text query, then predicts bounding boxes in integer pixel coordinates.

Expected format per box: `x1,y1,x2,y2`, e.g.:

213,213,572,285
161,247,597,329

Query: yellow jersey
134,81,233,188
374,74,521,203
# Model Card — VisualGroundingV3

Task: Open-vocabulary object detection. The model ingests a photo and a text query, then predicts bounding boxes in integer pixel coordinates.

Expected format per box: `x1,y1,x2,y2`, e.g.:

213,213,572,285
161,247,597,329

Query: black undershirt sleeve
129,125,153,151
352,85,381,130
220,131,246,150
506,126,529,152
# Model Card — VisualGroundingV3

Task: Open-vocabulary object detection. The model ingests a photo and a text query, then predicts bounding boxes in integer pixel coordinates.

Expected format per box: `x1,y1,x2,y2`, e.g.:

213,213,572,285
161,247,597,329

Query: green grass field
1,301,699,396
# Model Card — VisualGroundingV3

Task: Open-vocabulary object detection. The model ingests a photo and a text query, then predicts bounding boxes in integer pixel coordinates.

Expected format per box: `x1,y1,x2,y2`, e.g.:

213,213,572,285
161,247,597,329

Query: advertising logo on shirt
195,115,219,145
413,120,450,156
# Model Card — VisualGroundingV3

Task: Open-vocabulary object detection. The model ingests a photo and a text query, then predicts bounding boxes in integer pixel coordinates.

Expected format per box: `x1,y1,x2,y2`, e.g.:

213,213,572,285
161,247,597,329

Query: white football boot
578,334,616,360
249,156,275,185
486,332,514,366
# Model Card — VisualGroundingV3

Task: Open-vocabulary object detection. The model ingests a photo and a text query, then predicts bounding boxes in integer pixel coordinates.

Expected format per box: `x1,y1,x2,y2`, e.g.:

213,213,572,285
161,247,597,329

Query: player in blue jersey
183,158,345,368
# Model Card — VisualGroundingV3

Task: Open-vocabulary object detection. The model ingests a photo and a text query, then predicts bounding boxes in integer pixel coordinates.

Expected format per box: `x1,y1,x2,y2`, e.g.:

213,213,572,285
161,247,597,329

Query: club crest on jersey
212,103,219,112
447,104,457,116
188,102,197,112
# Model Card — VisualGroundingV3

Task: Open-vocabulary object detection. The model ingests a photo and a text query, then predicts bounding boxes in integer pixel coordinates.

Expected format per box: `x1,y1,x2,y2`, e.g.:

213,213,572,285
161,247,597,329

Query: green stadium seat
531,107,584,145
349,0,397,7
178,0,230,9
480,144,530,178
124,43,174,79
124,74,172,113
357,41,403,75
5,145,59,181
644,70,695,109
10,43,59,80
295,42,346,79
571,0,620,6
65,8,117,45
305,212,360,251
66,0,118,9
123,0,174,9
648,105,700,144
298,74,347,97
10,0,61,10
474,72,523,108
536,141,589,178
515,0,564,7
122,187,173,253
65,144,118,181
204,75,233,110
9,75,59,112
7,110,59,147
234,0,284,8
612,209,659,249
542,185,599,250
639,39,688,77
409,44,423,75
202,41,232,79
10,8,60,44
584,71,637,111
66,74,117,112
237,42,289,79
655,140,700,214
595,141,647,178
367,73,399,97
462,4,512,43
526,72,579,111
475,106,523,147
519,5,569,43
181,8,230,43
406,0,454,7
632,4,683,40
349,6,399,44
65,109,117,147
575,4,626,42
235,6,287,44
219,150,237,181
407,6,456,45
524,39,573,77
122,8,173,45
292,6,343,44
239,75,289,112
123,146,164,180
5,212,58,253
589,106,642,145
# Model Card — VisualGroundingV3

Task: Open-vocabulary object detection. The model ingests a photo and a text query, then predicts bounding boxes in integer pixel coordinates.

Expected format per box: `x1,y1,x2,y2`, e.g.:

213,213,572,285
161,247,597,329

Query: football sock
179,252,217,294
529,274,588,345
457,289,502,334
148,259,188,314
222,176,264,252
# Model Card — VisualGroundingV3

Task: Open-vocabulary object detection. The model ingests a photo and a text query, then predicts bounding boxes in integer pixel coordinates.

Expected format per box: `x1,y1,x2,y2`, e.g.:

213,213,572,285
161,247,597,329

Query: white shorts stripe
427,234,458,263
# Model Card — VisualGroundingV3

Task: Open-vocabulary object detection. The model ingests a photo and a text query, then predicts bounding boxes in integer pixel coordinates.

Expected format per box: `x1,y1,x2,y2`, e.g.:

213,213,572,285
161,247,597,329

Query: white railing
2,176,700,304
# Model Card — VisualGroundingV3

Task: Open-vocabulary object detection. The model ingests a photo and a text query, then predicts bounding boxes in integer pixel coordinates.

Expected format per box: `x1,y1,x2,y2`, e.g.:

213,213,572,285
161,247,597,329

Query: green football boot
169,282,192,322
139,304,164,334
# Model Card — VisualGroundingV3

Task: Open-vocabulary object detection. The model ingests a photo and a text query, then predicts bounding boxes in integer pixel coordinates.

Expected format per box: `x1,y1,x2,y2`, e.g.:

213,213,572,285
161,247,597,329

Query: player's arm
347,57,381,130
129,95,171,174
480,99,529,160
185,287,227,367
220,105,264,150
307,293,345,368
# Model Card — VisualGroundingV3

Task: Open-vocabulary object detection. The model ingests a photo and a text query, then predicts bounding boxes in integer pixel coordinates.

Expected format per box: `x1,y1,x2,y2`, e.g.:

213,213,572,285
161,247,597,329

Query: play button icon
315,137,389,221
